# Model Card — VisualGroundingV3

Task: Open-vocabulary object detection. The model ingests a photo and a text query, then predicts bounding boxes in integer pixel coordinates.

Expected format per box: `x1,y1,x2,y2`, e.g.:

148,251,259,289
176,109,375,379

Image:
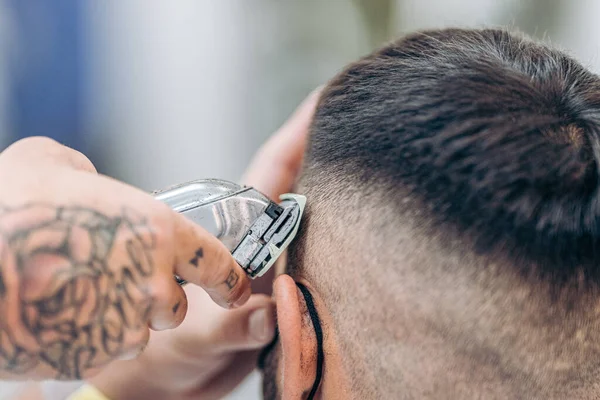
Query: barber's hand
0,137,252,381
88,88,320,400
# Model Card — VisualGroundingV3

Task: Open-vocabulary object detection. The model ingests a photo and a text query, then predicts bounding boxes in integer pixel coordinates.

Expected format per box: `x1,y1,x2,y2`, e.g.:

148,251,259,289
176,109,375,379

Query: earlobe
274,274,318,400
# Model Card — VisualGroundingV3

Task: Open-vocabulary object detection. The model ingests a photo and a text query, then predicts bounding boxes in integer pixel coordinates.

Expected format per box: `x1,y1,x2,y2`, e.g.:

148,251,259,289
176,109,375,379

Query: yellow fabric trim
66,384,111,400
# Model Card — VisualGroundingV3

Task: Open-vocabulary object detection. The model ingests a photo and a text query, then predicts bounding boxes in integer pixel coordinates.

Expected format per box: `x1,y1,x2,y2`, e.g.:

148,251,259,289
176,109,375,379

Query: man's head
261,28,600,399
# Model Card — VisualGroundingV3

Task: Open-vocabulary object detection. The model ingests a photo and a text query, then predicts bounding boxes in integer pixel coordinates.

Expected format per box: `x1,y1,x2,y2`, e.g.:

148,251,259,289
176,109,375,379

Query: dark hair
306,28,600,286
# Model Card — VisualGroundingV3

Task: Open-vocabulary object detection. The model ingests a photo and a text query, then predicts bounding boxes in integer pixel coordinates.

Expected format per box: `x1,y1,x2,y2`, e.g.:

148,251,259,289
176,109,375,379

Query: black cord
296,282,324,400
256,282,325,400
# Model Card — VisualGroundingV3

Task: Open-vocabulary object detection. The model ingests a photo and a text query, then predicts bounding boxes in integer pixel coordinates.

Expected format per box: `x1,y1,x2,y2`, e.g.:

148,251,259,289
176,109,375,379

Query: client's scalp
290,28,600,399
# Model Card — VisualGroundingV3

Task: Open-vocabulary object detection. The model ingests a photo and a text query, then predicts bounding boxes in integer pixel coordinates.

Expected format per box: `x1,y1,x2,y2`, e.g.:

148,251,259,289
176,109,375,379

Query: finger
147,274,188,331
172,212,252,309
116,326,151,363
59,147,98,173
242,87,322,199
0,136,97,173
198,350,260,400
205,294,276,352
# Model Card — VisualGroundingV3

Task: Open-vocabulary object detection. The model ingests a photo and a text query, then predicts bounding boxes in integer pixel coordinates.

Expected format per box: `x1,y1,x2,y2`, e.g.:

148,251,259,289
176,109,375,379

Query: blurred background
0,0,599,398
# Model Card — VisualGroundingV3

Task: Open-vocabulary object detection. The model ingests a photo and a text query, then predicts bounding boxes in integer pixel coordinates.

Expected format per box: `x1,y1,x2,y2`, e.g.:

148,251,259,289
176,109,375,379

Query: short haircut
303,28,600,284
286,28,600,398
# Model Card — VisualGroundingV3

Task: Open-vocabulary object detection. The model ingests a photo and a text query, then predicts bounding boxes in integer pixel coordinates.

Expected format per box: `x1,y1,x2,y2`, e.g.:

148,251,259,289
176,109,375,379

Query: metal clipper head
154,179,306,280
232,193,305,277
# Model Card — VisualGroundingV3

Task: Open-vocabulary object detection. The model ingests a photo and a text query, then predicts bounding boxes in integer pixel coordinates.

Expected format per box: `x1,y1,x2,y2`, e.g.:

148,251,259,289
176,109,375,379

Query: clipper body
154,179,305,281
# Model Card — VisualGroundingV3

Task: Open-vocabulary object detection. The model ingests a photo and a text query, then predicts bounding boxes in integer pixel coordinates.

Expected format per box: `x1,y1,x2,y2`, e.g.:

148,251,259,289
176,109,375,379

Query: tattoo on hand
0,204,156,379
189,248,203,267
224,269,239,290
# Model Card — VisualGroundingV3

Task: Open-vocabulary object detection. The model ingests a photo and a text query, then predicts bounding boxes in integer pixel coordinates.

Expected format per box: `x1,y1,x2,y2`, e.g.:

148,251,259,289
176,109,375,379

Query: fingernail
117,345,144,361
233,289,252,308
249,308,274,342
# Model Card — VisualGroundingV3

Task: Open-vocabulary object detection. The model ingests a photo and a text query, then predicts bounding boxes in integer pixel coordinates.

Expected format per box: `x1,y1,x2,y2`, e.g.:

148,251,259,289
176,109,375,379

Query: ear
274,274,319,400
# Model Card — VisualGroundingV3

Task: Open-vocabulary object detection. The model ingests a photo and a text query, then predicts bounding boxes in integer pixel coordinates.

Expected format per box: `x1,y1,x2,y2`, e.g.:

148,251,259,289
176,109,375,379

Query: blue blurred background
1,0,599,398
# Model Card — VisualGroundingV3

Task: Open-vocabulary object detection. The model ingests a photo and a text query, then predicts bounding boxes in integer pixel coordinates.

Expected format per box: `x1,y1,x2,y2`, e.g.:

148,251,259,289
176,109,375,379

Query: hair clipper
153,179,306,283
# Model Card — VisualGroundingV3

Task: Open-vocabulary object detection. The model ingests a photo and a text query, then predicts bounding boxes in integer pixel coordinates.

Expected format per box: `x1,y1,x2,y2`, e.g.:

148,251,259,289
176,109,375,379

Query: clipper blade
233,193,306,278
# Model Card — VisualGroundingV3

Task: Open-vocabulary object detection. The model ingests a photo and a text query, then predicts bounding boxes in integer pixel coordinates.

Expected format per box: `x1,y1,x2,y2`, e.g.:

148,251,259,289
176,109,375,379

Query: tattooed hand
87,88,321,400
0,137,251,380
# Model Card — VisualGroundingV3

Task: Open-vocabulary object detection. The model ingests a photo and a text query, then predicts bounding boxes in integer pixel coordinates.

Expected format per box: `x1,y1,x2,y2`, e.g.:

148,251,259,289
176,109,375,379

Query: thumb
242,86,322,199
211,294,276,352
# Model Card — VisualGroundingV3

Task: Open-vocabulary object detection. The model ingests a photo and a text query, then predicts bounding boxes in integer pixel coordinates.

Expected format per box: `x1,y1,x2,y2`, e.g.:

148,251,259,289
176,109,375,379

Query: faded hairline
289,167,600,398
